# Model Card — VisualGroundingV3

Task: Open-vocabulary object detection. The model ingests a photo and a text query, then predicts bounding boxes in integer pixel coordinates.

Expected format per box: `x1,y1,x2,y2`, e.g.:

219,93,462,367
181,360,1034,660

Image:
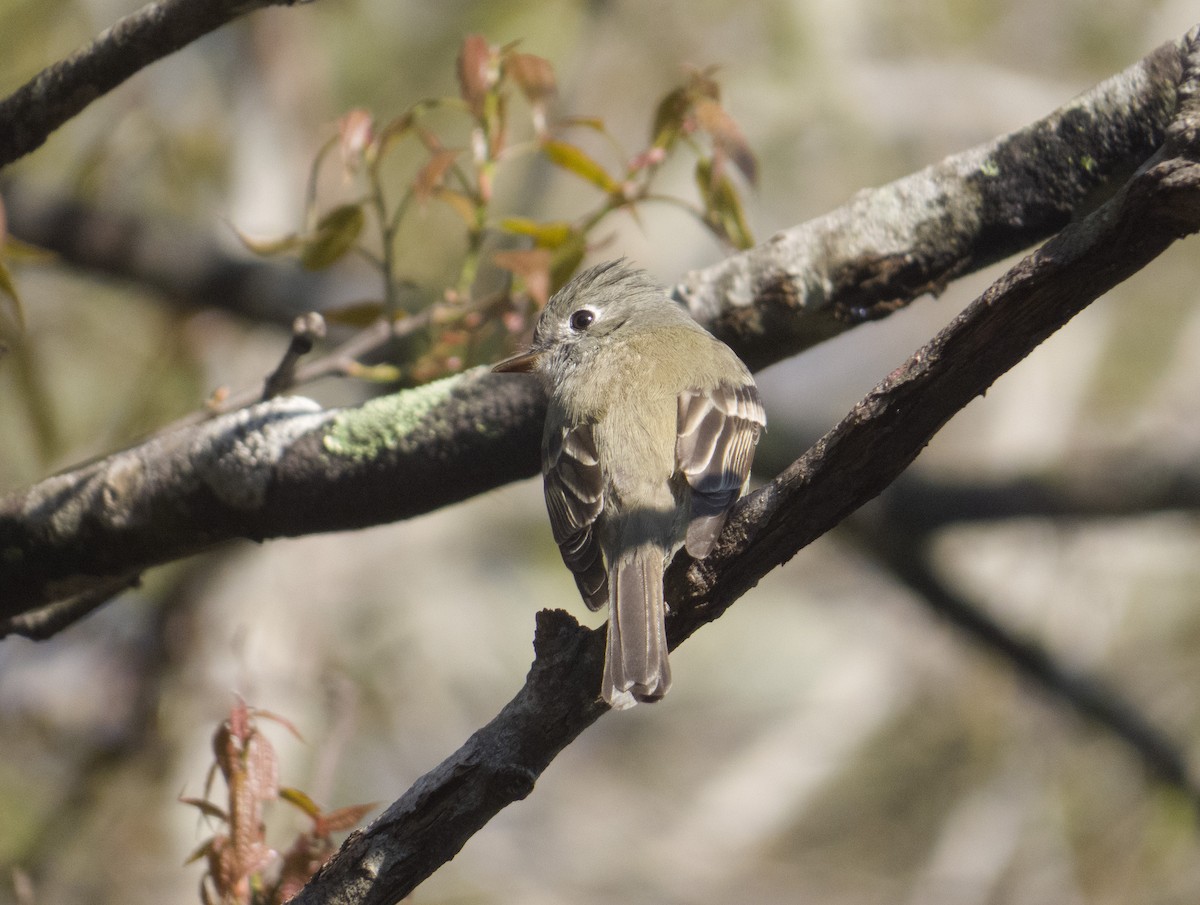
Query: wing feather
677,382,765,558
544,421,608,610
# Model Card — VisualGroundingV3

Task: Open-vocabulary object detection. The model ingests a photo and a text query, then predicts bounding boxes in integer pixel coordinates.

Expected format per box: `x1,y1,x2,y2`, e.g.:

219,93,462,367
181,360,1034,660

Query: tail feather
602,546,671,709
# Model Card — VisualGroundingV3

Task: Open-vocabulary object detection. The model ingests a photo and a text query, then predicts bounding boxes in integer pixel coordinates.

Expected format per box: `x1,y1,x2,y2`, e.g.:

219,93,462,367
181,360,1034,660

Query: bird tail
602,545,671,710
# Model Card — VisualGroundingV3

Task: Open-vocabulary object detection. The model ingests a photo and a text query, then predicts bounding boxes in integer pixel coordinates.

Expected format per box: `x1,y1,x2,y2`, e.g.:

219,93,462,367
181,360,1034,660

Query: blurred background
3,0,1200,902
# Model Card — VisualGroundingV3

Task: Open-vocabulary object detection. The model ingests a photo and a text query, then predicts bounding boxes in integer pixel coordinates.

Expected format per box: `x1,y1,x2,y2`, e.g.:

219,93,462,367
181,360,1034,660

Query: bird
493,260,765,708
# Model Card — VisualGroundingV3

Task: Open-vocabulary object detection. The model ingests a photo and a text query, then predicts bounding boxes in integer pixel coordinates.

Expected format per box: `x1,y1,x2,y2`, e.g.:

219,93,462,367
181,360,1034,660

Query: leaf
316,802,378,834
457,34,493,119
321,299,385,328
651,84,691,149
180,797,229,822
415,148,462,202
695,159,754,250
279,786,323,818
541,140,619,194
301,204,365,271
184,838,218,866
372,111,415,164
434,187,479,226
505,51,556,104
343,361,403,383
492,248,552,307
693,96,758,185
498,217,574,248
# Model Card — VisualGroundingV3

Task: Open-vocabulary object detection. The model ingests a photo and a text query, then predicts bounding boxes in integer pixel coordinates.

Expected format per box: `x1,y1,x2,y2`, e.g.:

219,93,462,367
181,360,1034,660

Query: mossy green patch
323,373,461,460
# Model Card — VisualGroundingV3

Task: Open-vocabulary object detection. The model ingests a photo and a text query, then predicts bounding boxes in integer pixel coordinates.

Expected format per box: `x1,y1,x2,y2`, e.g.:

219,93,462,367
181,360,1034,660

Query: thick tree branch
4,28,1198,633
0,0,313,169
678,32,1188,370
291,42,1200,903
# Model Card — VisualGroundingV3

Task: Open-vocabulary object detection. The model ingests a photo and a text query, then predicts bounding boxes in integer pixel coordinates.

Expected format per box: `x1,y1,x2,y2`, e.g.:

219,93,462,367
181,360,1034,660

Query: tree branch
0,180,339,326
678,32,1189,371
4,28,1198,633
291,37,1200,902
0,0,314,169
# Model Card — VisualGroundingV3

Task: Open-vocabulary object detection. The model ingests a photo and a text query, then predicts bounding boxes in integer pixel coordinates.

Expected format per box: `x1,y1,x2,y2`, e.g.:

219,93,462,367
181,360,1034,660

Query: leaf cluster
236,35,758,387
181,697,375,905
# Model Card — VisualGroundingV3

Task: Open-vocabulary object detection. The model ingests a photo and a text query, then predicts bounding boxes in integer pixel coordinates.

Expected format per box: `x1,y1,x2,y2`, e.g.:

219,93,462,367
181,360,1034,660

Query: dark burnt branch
0,0,313,169
289,39,1200,904
1,28,1197,637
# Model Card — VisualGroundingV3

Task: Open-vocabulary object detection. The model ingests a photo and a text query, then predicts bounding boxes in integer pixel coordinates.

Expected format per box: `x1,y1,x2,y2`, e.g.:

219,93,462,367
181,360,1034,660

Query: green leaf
499,217,575,248
650,84,691,149
301,204,365,271
321,299,386,327
279,786,322,818
696,159,754,249
344,361,403,383
541,140,620,194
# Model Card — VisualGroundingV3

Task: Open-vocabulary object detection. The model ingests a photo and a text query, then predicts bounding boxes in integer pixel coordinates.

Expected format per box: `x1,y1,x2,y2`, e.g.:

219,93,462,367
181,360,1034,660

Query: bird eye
569,308,596,331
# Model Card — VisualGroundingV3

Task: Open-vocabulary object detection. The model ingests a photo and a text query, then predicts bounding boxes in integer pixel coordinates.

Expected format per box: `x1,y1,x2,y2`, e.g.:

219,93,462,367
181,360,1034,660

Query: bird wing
676,382,766,558
544,420,608,610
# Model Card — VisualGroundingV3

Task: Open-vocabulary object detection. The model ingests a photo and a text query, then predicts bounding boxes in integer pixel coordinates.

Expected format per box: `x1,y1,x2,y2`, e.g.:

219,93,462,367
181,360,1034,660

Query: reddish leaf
457,34,493,119
693,96,758,185
415,148,462,202
505,51,556,104
316,802,378,834
493,248,552,308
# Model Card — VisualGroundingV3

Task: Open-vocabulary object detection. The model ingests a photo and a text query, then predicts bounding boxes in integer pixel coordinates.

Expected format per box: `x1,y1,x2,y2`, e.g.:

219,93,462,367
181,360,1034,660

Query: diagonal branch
3,27,1197,634
0,0,315,170
290,51,1200,904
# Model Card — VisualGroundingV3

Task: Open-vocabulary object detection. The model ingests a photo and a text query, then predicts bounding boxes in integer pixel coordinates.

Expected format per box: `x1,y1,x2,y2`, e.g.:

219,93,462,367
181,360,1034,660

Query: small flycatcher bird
494,261,765,709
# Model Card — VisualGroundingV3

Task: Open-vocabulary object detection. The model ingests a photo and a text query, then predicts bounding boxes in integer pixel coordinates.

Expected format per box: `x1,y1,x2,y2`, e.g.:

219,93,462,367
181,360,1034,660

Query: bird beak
492,349,541,373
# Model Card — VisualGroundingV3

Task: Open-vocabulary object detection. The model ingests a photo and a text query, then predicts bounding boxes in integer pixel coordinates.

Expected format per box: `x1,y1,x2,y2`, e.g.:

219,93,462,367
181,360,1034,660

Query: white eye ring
569,308,597,331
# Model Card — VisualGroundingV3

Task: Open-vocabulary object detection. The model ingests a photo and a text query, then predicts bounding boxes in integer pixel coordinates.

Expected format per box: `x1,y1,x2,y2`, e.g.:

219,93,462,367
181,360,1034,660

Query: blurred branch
0,181,338,325
845,510,1197,797
291,39,1200,903
880,466,1200,532
0,0,315,169
2,25,1199,637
